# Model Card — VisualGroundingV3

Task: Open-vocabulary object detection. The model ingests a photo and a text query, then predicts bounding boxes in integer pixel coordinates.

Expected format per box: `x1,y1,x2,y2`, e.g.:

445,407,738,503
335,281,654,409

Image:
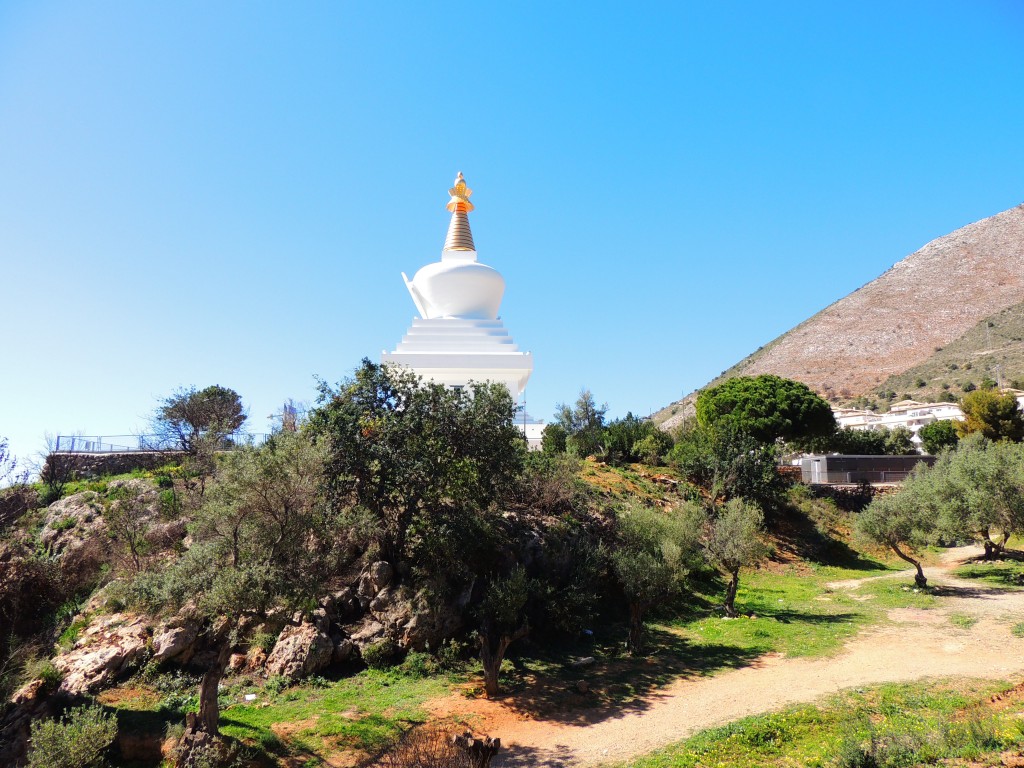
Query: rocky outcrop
53,613,152,695
38,493,107,555
264,623,333,680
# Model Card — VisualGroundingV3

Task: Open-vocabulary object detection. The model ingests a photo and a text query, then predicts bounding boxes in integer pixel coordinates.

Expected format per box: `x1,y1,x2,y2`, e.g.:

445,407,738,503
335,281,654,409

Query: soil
427,546,1024,767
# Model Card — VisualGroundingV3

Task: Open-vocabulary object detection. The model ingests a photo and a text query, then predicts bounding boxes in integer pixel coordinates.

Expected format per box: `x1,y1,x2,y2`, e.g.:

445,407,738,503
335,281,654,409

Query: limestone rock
358,561,394,600
152,620,199,662
245,646,268,672
348,620,386,650
265,623,333,680
54,613,151,695
332,637,355,663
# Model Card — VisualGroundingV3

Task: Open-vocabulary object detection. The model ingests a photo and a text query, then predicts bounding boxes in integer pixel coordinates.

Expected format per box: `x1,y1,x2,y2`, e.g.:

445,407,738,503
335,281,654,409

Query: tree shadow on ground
493,742,578,767
492,626,761,727
929,582,1012,599
769,504,887,572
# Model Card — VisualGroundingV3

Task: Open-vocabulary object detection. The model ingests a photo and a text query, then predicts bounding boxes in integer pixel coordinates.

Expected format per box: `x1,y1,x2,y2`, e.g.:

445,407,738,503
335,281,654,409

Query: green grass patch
954,560,1024,588
219,670,448,758
616,679,1023,768
668,561,932,660
950,613,979,630
103,669,450,763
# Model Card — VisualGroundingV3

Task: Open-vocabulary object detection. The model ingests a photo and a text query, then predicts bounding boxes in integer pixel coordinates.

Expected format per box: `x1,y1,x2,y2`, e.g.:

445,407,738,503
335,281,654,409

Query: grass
102,668,450,764
493,557,936,721
950,613,979,630
613,679,1024,768
667,561,935,661
954,559,1024,589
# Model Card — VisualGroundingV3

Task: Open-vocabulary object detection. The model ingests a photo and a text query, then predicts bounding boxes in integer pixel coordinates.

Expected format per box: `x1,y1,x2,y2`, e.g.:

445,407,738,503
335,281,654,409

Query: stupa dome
401,172,506,320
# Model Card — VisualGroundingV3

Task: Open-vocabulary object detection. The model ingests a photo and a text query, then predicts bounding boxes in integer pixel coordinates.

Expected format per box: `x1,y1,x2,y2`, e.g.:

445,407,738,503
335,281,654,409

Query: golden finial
446,171,474,213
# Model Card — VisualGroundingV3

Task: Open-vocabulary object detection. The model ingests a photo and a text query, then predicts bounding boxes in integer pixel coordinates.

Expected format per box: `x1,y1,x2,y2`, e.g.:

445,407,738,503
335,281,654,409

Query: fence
54,433,271,453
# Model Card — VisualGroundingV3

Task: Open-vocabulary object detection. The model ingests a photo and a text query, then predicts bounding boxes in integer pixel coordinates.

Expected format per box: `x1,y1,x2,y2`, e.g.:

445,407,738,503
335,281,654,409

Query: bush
26,704,118,768
23,657,64,690
264,675,290,695
362,638,400,669
399,650,434,678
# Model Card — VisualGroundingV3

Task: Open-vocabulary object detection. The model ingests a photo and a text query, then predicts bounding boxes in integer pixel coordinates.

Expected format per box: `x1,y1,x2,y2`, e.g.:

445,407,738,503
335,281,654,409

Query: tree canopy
696,375,836,445
957,390,1024,442
553,388,607,458
307,360,526,564
152,385,247,452
918,419,959,455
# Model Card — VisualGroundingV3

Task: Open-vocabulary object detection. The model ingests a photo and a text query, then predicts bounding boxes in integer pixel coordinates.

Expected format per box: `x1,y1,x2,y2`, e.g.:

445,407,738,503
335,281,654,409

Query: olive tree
703,499,770,617
611,500,703,654
919,435,1024,557
127,431,332,752
476,567,531,698
307,360,525,564
857,486,935,587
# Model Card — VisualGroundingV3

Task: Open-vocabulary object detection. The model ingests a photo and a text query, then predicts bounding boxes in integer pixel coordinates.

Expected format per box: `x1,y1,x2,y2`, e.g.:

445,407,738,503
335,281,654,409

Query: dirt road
432,548,1024,767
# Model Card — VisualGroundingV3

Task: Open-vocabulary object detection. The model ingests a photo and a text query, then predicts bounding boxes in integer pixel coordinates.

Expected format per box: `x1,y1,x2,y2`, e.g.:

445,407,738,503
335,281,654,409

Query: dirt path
430,547,1024,767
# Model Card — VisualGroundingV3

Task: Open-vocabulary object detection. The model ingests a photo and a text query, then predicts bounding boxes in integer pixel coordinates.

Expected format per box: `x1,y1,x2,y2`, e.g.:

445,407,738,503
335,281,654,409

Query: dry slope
655,203,1024,431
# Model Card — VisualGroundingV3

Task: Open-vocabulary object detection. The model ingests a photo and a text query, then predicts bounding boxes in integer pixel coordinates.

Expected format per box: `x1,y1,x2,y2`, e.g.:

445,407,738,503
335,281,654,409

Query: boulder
357,561,393,600
265,623,333,680
348,620,387,650
53,613,151,695
228,653,247,672
245,646,268,672
332,637,355,663
152,620,199,662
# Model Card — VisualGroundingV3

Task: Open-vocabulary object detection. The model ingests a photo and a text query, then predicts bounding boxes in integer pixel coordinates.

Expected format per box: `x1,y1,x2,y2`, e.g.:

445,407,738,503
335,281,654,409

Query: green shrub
51,516,77,532
23,657,64,690
264,675,290,695
362,638,399,669
434,638,471,672
249,631,277,654
26,704,117,768
399,651,435,678
158,488,180,517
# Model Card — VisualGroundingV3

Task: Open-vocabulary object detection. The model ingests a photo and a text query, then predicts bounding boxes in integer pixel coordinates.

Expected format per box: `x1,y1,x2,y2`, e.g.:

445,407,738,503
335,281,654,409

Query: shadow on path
494,629,760,727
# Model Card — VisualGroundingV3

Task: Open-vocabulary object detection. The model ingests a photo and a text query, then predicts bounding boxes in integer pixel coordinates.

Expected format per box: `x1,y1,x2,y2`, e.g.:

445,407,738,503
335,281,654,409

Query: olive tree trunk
627,603,646,656
478,624,528,698
890,542,927,588
723,567,740,618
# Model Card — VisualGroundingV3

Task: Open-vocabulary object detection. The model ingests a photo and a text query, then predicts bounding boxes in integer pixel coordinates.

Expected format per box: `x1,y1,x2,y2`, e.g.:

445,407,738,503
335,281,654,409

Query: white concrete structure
383,173,540,444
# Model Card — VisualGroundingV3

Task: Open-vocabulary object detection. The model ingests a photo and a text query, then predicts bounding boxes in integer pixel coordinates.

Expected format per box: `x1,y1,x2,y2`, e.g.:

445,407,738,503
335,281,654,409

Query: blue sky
2,1,1023,468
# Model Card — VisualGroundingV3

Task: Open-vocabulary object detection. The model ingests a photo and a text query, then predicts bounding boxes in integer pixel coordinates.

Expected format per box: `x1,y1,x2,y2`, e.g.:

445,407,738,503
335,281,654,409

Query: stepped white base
382,318,534,401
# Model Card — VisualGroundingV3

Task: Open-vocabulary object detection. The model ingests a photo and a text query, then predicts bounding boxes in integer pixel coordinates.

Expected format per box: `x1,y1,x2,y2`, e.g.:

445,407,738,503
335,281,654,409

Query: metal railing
54,433,271,453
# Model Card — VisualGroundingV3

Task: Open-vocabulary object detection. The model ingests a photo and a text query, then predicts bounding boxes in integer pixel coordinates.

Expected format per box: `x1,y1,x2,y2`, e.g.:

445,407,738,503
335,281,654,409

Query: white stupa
382,174,542,443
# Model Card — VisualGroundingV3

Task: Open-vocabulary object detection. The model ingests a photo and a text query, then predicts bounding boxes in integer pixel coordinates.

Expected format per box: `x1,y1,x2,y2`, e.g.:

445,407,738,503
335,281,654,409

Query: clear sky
2,1,1023,469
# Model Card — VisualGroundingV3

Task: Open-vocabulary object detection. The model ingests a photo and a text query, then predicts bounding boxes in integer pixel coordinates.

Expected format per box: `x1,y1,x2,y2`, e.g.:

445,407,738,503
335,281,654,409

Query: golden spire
443,171,476,251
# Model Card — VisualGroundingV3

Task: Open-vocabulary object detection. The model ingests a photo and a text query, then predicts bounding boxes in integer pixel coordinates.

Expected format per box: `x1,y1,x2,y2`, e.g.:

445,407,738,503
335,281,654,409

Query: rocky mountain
655,203,1024,431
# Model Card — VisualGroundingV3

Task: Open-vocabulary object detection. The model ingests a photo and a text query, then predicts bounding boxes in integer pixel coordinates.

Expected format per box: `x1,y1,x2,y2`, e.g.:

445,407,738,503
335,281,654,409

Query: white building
833,399,963,449
382,173,544,448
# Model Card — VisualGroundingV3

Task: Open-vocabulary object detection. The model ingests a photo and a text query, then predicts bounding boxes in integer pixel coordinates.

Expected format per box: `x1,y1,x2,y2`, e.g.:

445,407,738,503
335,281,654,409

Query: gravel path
432,547,1024,767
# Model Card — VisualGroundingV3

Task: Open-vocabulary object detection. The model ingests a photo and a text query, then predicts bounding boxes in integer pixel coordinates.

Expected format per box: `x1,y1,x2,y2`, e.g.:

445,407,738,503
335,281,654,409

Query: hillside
654,203,1024,430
